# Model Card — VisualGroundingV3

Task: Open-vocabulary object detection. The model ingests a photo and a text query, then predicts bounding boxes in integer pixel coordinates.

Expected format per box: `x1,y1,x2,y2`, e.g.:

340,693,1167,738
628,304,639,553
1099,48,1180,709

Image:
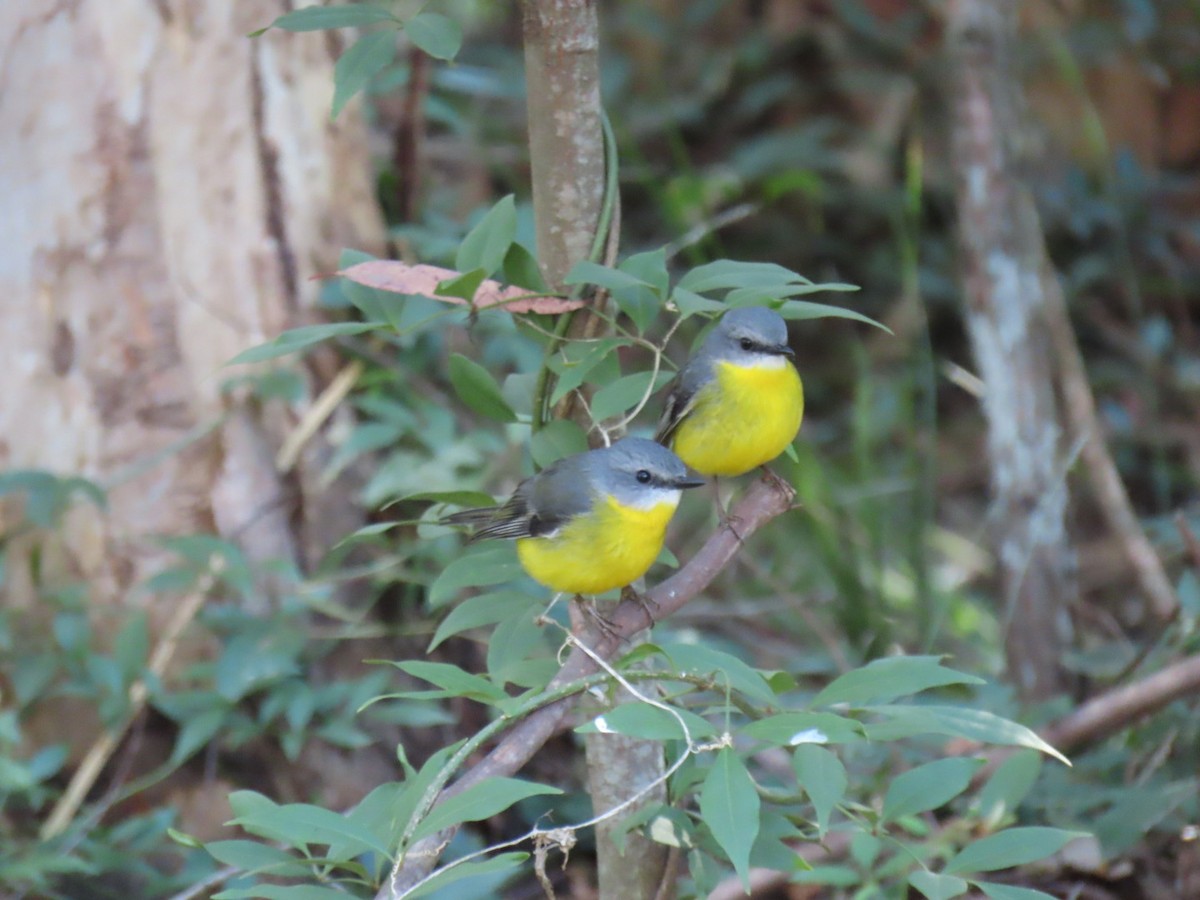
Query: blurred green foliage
4,0,1200,898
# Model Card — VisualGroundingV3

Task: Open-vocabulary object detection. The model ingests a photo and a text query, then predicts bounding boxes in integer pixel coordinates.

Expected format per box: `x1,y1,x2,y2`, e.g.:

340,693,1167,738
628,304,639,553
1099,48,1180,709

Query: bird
655,306,803,478
443,437,705,595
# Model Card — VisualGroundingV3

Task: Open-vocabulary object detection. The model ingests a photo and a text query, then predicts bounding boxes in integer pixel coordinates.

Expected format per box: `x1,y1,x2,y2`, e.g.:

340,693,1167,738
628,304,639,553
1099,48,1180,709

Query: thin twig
276,359,363,472
1043,278,1177,620
40,562,222,840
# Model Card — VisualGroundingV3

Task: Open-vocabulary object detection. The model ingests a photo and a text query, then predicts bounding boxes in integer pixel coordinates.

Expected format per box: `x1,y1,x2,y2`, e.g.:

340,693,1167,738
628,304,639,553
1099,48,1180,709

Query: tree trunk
946,0,1077,700
523,2,673,897
1,0,383,730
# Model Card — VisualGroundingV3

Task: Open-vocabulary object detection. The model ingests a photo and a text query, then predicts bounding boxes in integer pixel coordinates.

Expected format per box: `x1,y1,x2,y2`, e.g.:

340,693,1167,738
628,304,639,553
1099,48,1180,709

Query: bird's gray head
591,437,705,510
706,306,795,367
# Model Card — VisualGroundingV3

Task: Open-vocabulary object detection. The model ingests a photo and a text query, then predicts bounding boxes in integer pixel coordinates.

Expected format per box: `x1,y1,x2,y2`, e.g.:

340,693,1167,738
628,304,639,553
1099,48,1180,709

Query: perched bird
444,437,704,595
655,306,803,477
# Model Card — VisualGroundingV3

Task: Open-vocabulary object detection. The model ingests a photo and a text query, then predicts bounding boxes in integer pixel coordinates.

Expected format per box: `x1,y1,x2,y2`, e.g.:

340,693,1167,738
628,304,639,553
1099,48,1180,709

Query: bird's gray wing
523,454,596,537
654,354,710,445
443,454,594,541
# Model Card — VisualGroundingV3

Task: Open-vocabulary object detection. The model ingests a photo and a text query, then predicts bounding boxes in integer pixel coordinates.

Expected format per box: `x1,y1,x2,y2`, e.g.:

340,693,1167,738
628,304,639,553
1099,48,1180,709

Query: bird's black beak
771,343,796,359
676,476,707,489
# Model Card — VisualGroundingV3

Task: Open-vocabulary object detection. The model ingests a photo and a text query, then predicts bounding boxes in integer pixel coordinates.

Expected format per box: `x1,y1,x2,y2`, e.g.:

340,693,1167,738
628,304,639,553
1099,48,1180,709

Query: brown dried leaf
337,261,583,315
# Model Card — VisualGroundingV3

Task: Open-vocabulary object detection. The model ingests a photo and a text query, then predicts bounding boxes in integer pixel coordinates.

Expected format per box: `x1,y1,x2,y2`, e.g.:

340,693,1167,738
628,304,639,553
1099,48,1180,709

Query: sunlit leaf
863,705,1070,766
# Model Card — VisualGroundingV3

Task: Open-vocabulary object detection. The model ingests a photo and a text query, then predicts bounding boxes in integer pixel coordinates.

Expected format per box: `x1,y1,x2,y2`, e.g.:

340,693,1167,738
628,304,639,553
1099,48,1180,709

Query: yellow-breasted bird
655,306,803,477
444,438,704,595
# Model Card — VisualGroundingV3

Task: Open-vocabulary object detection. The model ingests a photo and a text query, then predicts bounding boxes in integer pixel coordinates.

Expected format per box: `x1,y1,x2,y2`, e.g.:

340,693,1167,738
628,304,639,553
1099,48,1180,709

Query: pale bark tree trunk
0,0,384,723
946,0,1077,700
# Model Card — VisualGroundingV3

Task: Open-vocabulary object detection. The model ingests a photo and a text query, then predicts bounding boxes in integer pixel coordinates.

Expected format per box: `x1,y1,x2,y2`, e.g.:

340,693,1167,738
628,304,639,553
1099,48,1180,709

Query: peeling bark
0,1,383,612
946,0,1077,700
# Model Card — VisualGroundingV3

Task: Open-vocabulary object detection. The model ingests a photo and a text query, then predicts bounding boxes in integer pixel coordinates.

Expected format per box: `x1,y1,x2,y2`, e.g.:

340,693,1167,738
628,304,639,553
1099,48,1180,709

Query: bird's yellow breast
671,359,804,476
516,494,678,594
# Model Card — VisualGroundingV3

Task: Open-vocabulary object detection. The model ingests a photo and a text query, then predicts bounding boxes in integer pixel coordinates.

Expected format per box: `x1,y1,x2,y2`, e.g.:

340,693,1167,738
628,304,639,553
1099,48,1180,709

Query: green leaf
577,702,717,741
590,370,671,422
204,840,300,873
394,660,510,706
227,322,377,364
864,705,1070,766
944,827,1087,876
677,259,806,293
436,268,488,303
428,543,524,608
742,712,864,746
621,247,669,295
976,750,1042,822
612,248,669,333
406,852,528,900
456,195,517,277
411,777,562,841
725,283,858,305
394,490,499,509
909,871,970,900
429,590,541,651
332,30,397,119
546,339,631,406
448,354,518,422
169,706,229,766
658,642,777,708
564,260,652,292
974,882,1060,900
215,887,351,900
228,800,391,856
113,611,149,683
778,299,890,332
486,611,554,688
671,287,728,317
260,4,398,33
699,748,760,891
1090,780,1193,855
813,656,985,707
503,242,548,293
882,758,984,823
530,419,589,469
793,745,846,838
404,11,462,60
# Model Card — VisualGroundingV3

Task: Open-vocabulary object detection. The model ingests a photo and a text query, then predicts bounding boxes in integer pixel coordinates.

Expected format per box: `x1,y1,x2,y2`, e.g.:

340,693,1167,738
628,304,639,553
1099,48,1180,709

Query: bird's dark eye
635,469,652,484
739,337,755,351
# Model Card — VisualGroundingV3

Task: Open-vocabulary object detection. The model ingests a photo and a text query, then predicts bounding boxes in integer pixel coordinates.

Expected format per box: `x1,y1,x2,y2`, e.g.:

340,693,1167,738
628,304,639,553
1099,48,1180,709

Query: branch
1043,280,1177,620
376,475,795,898
1044,653,1200,753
